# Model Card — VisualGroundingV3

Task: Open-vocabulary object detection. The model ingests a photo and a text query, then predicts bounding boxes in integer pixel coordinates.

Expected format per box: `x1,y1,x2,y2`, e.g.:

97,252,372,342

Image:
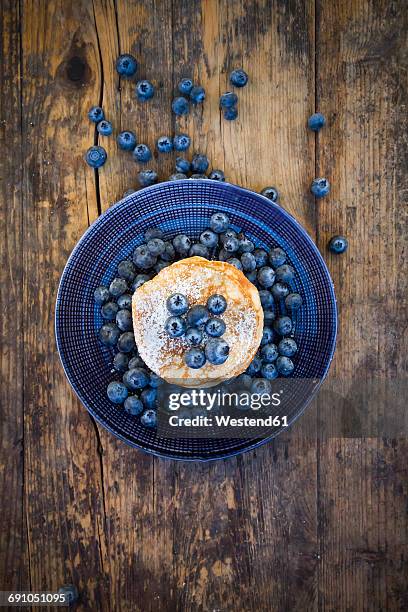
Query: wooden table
1,1,407,610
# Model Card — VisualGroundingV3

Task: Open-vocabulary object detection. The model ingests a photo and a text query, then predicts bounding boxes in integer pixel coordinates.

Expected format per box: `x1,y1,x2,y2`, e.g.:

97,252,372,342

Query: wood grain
0,0,407,610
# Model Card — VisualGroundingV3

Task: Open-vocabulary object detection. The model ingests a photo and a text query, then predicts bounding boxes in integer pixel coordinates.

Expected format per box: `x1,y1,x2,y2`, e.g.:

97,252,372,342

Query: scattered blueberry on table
311,177,330,198
85,146,107,168
138,169,158,187
173,133,191,151
191,153,209,173
115,54,137,77
328,235,348,254
261,186,279,202
88,105,104,122
220,91,238,108
308,112,326,131
97,120,113,136
156,135,173,153
136,79,155,101
229,68,248,88
133,143,152,163
117,131,137,151
208,169,225,181
178,78,194,95
172,96,190,116
190,85,206,104
169,172,187,181
223,106,238,121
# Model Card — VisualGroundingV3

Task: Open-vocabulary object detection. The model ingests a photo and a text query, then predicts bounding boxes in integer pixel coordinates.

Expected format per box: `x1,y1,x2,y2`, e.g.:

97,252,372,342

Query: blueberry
273,316,293,336
308,112,326,131
189,243,210,258
258,266,276,288
113,352,129,372
116,53,137,77
230,69,248,88
285,293,303,311
237,373,252,389
250,378,271,394
94,285,110,305
109,277,128,297
223,236,239,253
261,343,279,363
208,169,225,181
271,282,290,300
258,290,274,310
253,248,268,268
175,157,191,173
141,386,157,409
210,212,230,233
156,135,173,153
85,146,107,168
185,327,203,346
145,228,164,242
261,363,278,380
186,305,210,328
136,80,154,101
275,264,295,283
116,309,133,331
205,317,226,337
246,355,262,376
155,261,170,273
223,106,238,121
149,373,162,388
98,323,120,346
190,174,207,179
97,120,113,136
311,177,330,198
226,258,243,270
147,238,166,256
261,186,279,202
133,144,152,162
138,170,158,187
118,331,136,353
218,248,229,261
221,229,237,242
140,409,157,428
167,293,189,315
261,326,275,346
101,301,119,319
117,130,137,151
184,347,206,369
172,96,190,116
123,189,136,198
278,338,298,357
124,395,144,415
205,338,230,365
241,252,257,272
191,154,209,173
178,78,194,95
276,356,294,376
123,367,150,390
128,356,144,369
58,585,79,606
220,91,238,108
269,247,287,268
246,270,258,283
107,381,128,404
190,86,205,104
88,106,104,122
165,316,186,338
117,259,136,281
132,273,151,290
264,311,276,325
199,230,218,248
173,134,191,151
328,235,348,254
117,294,132,310
238,235,255,253
173,234,191,254
160,242,176,261
207,294,227,315
169,173,187,181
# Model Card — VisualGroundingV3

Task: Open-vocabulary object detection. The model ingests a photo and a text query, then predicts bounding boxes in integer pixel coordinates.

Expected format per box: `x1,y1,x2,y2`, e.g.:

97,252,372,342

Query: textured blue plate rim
55,180,337,462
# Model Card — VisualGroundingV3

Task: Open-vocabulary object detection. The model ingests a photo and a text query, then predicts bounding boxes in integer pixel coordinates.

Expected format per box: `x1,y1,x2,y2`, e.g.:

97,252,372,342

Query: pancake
132,256,263,387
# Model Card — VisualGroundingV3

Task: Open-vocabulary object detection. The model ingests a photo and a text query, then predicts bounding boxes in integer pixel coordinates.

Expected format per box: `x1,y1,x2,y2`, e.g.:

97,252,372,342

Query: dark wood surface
1,0,407,610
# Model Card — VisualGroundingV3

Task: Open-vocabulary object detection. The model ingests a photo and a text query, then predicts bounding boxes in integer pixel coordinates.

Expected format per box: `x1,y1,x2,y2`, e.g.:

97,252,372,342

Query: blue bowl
55,180,337,460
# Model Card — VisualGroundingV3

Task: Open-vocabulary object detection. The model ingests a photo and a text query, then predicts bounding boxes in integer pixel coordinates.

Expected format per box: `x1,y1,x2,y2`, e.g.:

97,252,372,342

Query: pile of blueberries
165,293,230,369
95,212,305,428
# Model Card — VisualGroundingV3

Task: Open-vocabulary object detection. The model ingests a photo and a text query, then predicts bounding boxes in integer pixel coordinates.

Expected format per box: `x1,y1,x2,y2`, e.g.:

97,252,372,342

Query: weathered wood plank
21,0,108,607
316,0,408,609
0,0,29,592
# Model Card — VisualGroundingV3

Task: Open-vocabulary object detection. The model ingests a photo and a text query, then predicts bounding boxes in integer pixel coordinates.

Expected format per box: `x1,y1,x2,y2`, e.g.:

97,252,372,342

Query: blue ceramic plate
55,180,337,460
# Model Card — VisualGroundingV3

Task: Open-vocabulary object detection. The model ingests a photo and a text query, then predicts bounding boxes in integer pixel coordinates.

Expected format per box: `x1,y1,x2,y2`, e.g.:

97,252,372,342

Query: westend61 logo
168,388,282,412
